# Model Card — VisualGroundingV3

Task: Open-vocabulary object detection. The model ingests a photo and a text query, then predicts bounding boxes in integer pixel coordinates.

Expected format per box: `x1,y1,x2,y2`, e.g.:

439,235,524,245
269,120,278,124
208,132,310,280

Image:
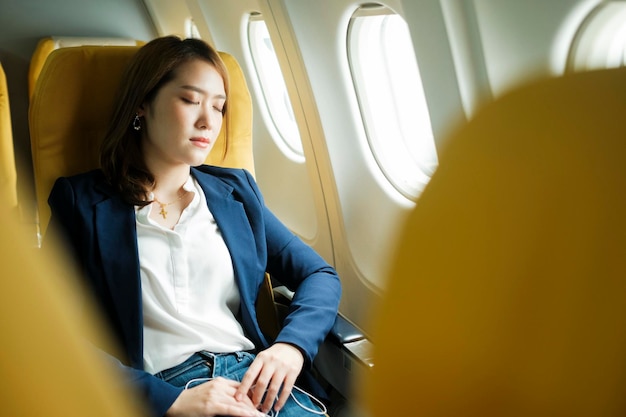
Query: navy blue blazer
47,165,341,416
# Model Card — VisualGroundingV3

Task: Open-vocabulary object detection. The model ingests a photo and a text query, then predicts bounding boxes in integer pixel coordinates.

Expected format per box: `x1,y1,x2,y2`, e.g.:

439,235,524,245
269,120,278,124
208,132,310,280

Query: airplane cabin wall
256,0,415,332
469,0,601,99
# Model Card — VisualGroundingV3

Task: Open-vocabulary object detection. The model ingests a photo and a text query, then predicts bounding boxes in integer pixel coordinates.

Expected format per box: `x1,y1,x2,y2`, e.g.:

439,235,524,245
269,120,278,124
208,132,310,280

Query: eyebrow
180,84,227,100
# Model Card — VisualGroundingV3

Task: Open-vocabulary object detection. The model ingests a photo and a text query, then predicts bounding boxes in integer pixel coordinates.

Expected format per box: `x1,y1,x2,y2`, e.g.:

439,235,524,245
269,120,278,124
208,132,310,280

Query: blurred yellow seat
364,67,626,416
0,62,18,208
0,208,145,416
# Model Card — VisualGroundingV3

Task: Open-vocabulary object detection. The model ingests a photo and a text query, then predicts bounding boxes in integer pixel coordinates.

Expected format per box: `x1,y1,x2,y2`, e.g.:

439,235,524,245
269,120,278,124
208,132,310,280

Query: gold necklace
153,190,187,219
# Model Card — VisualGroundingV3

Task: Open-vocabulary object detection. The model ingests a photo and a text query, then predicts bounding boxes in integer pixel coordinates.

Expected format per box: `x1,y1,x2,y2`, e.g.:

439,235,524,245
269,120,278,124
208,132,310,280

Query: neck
150,166,191,201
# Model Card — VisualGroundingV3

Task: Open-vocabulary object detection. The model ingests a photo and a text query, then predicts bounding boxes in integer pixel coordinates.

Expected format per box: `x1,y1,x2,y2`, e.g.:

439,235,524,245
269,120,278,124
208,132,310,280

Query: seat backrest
29,44,253,236
363,67,626,416
0,62,18,208
28,36,143,99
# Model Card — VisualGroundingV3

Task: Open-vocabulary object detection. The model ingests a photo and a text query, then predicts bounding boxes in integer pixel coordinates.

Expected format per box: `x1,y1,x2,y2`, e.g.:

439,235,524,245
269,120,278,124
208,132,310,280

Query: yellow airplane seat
0,62,18,208
0,206,144,416
363,67,626,416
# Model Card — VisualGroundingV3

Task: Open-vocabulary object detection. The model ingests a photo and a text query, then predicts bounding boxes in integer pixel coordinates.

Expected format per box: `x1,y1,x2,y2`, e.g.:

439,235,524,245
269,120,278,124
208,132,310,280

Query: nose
195,104,218,131
196,107,211,130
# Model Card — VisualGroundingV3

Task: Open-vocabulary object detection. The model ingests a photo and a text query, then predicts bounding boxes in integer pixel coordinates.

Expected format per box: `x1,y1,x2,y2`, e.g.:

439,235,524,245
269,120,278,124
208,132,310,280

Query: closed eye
182,97,200,105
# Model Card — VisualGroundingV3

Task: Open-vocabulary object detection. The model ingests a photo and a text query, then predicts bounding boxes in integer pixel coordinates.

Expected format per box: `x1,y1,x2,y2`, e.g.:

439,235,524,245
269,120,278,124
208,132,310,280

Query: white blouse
135,176,255,374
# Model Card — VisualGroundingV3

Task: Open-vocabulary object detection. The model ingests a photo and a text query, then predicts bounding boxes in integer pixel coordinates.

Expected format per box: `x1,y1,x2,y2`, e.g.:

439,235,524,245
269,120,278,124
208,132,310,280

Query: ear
136,103,147,118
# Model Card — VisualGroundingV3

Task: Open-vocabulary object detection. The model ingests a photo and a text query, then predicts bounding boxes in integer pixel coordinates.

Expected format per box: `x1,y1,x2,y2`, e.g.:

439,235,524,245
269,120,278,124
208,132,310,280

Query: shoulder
192,164,264,206
192,165,258,192
192,164,252,181
57,169,106,186
50,169,114,202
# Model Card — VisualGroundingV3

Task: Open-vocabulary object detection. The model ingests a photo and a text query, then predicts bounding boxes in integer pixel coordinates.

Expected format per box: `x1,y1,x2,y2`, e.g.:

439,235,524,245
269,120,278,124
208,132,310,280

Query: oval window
248,15,304,158
348,5,438,200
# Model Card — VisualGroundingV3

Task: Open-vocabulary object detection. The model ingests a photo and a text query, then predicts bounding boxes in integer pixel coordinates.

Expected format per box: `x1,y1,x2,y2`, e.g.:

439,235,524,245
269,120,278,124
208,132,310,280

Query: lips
190,137,211,148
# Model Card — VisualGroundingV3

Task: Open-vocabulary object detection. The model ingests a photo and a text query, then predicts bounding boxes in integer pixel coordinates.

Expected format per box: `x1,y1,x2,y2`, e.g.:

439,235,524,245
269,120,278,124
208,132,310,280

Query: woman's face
138,58,226,171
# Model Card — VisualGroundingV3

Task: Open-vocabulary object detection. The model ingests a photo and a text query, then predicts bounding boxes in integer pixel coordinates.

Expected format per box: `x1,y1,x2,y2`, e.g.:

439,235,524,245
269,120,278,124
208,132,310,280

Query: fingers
236,343,305,414
236,358,263,402
272,369,297,412
204,378,266,417
257,365,285,412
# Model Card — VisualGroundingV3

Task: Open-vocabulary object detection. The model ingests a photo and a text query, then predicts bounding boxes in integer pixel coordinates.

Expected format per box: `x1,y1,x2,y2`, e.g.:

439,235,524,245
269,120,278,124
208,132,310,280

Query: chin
188,153,211,167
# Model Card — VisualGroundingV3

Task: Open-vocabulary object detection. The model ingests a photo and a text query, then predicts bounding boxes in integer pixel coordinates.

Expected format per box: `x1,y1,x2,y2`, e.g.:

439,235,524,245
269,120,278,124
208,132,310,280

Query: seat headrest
28,36,143,98
30,44,253,235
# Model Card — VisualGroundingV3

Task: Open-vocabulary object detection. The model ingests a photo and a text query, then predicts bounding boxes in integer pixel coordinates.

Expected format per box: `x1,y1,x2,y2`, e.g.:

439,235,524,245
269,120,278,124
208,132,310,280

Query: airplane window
247,15,304,158
568,1,626,71
348,5,437,200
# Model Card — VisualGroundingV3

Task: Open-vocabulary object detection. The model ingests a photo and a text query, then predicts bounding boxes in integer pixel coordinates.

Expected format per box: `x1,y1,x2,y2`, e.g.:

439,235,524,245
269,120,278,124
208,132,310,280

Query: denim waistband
154,350,256,382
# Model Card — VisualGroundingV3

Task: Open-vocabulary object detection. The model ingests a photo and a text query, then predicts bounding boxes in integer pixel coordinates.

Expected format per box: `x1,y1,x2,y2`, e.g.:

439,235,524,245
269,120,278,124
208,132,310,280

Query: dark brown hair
100,36,230,206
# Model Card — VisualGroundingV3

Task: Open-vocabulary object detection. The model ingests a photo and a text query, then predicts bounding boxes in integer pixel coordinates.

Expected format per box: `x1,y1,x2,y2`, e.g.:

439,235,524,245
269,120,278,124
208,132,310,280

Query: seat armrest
328,314,364,345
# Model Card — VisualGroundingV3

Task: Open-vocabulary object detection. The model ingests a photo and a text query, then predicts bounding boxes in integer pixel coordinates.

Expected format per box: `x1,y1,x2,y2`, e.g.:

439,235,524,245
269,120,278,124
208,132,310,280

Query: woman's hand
235,343,305,414
166,376,265,417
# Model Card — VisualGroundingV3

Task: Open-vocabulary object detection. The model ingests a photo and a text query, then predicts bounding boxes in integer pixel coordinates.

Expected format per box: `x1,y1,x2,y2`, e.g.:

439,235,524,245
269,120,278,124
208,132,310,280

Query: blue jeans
155,351,324,416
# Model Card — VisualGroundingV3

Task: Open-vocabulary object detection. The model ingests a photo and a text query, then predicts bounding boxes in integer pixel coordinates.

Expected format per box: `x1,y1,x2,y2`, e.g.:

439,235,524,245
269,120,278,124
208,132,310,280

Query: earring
132,114,141,131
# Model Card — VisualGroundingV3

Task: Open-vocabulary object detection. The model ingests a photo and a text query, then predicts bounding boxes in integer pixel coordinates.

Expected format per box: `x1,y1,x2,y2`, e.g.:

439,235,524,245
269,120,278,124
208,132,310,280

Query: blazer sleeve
241,170,342,367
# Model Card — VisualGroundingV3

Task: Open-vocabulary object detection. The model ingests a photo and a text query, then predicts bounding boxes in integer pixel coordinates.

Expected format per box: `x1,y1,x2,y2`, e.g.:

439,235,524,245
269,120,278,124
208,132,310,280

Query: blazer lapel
94,194,143,365
193,170,261,312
